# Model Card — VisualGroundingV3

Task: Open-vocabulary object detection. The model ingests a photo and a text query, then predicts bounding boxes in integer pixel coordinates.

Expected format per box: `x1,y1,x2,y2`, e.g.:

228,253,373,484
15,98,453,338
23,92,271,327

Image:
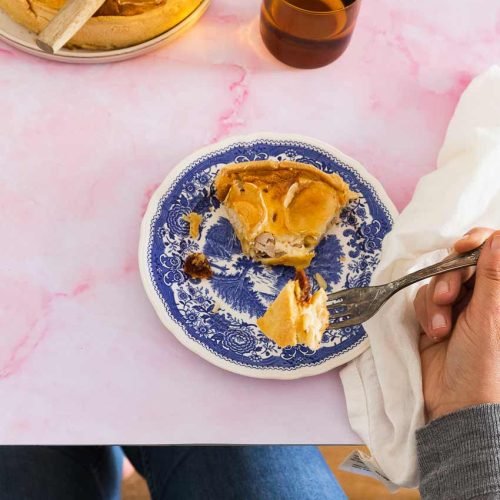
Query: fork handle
391,244,484,293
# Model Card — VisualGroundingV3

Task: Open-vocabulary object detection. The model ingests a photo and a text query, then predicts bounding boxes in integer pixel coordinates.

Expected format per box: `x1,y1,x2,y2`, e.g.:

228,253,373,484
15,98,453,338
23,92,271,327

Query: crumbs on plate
181,209,211,279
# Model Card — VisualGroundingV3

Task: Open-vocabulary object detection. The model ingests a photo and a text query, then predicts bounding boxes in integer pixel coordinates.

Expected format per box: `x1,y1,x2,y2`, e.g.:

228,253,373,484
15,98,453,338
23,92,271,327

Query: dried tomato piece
184,253,212,279
295,269,312,304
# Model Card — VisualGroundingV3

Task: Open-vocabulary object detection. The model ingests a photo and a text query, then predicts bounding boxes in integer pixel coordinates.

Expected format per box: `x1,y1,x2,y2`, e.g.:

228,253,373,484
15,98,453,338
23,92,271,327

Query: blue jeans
0,446,346,500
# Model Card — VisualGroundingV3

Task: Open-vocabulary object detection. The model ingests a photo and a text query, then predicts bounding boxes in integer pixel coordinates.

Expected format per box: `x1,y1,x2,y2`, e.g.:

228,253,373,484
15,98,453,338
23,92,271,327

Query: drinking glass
260,0,361,69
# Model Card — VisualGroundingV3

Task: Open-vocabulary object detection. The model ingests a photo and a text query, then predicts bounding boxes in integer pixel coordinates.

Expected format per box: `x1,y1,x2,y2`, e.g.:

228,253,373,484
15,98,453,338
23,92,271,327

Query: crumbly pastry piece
182,212,203,239
215,160,356,268
0,0,202,50
257,271,329,351
183,252,212,279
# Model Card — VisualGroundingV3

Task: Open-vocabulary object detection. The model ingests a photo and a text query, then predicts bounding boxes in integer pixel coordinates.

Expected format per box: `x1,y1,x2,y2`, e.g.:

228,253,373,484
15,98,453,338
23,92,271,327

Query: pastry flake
182,212,203,239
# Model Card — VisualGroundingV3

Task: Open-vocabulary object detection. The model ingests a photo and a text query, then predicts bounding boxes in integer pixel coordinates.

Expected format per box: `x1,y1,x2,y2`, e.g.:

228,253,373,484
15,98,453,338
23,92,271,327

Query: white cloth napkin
340,65,500,488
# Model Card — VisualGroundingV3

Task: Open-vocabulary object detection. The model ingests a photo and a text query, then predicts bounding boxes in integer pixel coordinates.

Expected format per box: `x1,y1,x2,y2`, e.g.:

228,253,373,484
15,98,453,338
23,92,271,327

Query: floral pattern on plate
140,135,396,379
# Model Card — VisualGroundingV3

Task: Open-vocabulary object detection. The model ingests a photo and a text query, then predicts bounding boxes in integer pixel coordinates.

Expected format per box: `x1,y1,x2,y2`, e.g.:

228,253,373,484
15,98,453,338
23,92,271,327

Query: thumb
471,231,500,311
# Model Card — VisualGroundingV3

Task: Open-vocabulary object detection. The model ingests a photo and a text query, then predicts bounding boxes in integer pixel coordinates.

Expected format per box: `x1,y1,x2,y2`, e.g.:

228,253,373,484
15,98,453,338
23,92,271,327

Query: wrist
428,397,500,422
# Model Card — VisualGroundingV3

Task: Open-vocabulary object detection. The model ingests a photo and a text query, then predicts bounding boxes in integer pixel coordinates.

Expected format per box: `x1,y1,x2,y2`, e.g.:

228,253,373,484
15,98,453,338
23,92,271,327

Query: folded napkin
340,65,500,488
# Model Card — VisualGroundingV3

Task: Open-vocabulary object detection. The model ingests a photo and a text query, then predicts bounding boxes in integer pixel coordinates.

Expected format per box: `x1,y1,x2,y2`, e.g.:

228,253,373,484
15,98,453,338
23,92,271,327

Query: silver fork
327,244,484,329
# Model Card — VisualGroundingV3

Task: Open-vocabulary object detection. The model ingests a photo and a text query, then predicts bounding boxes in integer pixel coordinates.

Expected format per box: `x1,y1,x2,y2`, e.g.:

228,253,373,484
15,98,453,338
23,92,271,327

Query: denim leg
0,446,122,500
123,446,346,500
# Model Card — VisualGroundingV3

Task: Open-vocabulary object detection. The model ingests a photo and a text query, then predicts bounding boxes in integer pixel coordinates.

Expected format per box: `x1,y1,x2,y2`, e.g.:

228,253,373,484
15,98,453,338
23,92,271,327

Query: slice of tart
257,270,329,351
214,160,356,268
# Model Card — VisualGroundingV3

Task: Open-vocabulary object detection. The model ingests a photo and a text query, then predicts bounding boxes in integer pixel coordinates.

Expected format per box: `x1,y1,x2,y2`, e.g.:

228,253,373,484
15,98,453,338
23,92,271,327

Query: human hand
414,228,500,421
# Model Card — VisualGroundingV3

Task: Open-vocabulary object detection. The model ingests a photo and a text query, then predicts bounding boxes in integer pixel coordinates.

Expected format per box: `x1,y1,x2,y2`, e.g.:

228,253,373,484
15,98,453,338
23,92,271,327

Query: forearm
416,404,500,500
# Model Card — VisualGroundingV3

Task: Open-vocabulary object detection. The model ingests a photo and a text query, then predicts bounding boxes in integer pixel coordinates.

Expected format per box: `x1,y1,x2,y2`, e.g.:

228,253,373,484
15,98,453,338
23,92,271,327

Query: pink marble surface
1,0,500,444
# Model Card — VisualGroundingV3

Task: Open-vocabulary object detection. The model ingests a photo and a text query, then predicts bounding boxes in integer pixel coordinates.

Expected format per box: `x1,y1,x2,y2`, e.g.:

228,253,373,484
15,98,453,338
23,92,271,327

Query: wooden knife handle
36,0,106,54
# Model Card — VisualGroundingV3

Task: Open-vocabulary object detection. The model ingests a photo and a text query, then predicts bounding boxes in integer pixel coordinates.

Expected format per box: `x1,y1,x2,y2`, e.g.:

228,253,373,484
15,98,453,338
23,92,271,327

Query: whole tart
0,0,203,50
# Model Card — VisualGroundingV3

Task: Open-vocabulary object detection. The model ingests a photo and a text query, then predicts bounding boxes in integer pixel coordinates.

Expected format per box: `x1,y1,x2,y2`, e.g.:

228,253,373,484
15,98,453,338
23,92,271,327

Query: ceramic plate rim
0,0,209,64
139,133,398,380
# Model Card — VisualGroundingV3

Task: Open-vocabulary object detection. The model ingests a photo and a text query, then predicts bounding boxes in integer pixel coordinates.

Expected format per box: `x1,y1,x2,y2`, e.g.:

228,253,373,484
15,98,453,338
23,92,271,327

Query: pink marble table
1,0,500,444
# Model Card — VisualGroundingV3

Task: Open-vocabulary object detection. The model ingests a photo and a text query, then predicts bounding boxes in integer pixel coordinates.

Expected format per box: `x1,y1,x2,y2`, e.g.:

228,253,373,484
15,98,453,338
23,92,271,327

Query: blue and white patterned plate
139,133,397,379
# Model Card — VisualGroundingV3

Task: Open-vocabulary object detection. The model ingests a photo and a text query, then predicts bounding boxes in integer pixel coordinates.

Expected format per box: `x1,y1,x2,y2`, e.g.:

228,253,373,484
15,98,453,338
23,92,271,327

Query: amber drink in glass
260,0,361,69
